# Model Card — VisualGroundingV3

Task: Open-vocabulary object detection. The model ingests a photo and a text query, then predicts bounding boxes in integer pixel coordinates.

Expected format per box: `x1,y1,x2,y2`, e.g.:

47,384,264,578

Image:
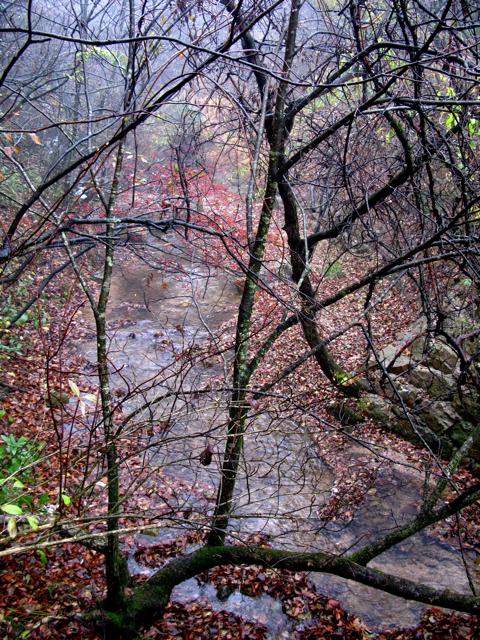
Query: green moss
325,261,344,279
357,397,372,413
331,399,363,426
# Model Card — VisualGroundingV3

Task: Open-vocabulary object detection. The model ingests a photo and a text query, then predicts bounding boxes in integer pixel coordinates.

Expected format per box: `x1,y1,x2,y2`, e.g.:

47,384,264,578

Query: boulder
407,365,457,398
452,389,480,422
410,335,427,361
360,394,396,427
450,420,476,448
464,334,480,357
420,401,462,435
384,381,423,408
329,399,364,426
364,319,480,472
359,392,477,467
377,345,412,374
389,355,412,374
426,341,459,374
377,344,397,367
387,409,451,455
411,337,459,374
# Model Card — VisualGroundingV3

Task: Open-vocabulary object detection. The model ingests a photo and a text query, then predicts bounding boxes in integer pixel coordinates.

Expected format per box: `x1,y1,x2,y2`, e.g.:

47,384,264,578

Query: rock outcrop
331,327,480,473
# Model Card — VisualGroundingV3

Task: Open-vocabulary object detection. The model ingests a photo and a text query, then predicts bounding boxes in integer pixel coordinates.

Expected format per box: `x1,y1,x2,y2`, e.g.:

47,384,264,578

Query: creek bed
77,237,478,634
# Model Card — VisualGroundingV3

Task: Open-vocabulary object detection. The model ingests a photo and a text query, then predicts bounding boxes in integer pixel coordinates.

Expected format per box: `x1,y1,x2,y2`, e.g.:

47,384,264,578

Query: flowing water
77,235,478,635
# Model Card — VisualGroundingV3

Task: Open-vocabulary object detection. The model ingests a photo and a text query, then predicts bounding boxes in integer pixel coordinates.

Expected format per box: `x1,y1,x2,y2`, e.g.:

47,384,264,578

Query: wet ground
77,234,478,635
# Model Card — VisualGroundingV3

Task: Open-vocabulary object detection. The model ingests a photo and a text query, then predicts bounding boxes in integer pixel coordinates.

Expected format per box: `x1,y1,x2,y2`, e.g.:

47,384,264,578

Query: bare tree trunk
279,178,360,396
95,142,129,611
206,155,279,545
207,0,302,546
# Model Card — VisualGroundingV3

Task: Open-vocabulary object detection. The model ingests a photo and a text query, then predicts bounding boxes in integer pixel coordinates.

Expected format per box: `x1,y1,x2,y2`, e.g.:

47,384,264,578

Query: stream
77,235,478,635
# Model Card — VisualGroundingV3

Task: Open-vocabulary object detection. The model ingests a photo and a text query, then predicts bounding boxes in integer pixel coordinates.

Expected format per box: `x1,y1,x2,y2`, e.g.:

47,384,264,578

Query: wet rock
452,389,480,421
378,345,412,373
420,401,462,434
384,381,423,408
427,341,459,374
407,365,456,398
329,399,364,426
46,390,70,408
360,394,396,427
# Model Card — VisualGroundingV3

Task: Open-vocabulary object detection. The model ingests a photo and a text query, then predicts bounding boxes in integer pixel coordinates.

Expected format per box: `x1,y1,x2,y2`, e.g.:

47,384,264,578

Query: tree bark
106,540,480,637
278,177,360,396
207,0,302,546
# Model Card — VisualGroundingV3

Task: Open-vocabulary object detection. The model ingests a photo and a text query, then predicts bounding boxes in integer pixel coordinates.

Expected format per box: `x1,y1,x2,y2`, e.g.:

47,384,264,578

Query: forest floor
1,188,479,638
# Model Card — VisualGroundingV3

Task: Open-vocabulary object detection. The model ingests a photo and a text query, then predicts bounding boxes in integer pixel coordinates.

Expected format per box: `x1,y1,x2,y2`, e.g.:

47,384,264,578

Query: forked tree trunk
207,0,302,546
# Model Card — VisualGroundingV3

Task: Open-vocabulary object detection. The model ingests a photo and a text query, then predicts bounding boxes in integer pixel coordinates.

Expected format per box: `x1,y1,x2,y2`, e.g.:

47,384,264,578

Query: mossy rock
390,416,452,457
450,421,476,447
384,381,423,408
407,365,456,398
46,391,70,408
452,389,480,422
420,401,461,435
360,394,396,426
426,341,459,374
328,399,363,426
